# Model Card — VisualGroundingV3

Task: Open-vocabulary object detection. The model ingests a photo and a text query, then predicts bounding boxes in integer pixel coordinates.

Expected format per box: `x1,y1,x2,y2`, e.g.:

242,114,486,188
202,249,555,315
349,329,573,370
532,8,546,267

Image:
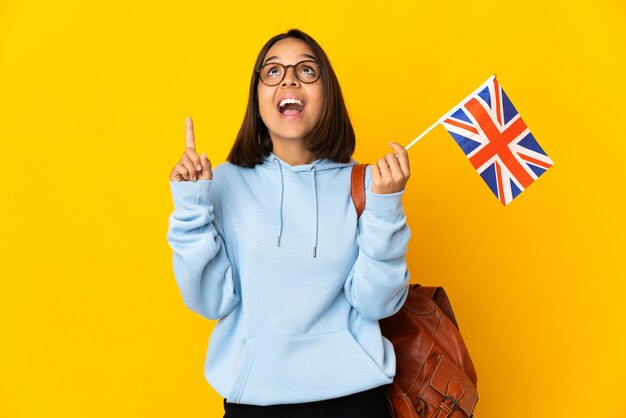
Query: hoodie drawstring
274,157,284,248
272,156,318,258
311,165,318,258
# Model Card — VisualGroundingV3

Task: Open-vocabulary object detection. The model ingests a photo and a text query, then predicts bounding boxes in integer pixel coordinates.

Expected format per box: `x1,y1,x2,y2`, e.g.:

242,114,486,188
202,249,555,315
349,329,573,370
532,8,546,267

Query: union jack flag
441,78,554,205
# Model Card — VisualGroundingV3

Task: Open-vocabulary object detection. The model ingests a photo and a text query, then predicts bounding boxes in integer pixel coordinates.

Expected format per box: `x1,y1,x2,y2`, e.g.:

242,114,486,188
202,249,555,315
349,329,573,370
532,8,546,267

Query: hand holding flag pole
400,74,553,205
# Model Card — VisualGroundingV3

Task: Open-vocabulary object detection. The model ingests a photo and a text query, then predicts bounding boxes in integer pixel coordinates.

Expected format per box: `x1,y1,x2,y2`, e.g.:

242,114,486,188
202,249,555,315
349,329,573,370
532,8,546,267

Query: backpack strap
351,163,368,218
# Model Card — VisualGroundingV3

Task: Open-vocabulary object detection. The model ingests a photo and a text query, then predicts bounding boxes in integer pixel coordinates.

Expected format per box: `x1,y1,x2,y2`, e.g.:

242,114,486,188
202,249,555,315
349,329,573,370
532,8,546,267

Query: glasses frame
255,59,321,86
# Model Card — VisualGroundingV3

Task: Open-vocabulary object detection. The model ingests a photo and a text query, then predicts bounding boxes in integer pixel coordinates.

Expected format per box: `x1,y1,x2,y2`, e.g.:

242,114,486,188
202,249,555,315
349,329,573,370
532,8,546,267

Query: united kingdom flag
441,78,554,205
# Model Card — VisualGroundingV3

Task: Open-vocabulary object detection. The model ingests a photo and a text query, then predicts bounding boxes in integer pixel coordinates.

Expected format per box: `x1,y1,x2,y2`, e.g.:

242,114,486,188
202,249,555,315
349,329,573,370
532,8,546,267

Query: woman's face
257,38,324,145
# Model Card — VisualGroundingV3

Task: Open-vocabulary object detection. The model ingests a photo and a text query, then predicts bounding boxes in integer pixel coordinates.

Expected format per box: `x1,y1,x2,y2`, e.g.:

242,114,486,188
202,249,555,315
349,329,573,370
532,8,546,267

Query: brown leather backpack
351,163,480,418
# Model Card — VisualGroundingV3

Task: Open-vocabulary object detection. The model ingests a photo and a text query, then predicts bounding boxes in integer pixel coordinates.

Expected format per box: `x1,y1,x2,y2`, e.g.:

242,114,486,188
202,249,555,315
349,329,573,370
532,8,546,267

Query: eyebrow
263,53,318,65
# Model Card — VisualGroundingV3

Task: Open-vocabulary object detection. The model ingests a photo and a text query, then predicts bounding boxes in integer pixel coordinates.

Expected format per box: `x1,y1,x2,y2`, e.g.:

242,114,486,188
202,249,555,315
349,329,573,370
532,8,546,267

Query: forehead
263,38,317,64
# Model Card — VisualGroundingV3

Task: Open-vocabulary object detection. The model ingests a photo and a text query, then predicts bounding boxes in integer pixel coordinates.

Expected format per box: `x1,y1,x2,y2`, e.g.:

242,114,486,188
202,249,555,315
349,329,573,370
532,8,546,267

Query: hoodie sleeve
343,165,411,321
166,179,240,320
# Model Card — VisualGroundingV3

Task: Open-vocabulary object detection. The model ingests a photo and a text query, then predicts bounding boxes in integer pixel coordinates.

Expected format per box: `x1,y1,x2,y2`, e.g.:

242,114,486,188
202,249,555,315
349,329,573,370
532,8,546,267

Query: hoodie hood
261,151,357,257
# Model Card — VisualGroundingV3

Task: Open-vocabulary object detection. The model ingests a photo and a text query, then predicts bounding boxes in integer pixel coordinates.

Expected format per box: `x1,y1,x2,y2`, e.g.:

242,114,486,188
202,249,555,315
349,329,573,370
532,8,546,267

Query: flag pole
405,74,497,150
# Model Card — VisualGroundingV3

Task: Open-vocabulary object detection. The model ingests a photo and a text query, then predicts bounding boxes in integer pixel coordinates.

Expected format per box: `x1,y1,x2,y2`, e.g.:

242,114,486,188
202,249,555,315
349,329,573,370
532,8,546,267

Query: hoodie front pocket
226,328,392,405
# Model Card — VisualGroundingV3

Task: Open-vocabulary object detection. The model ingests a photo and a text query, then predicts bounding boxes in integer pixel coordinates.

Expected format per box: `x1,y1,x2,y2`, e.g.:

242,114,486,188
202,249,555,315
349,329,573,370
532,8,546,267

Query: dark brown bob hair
227,28,355,168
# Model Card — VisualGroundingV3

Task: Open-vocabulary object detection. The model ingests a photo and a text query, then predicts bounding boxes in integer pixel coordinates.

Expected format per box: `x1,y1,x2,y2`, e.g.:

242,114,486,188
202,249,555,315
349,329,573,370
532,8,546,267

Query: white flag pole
404,74,497,150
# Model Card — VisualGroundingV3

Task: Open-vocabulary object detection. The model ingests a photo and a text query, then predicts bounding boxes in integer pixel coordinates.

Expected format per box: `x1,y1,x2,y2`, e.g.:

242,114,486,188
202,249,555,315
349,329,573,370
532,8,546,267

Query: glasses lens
259,61,320,86
295,61,320,83
259,63,285,86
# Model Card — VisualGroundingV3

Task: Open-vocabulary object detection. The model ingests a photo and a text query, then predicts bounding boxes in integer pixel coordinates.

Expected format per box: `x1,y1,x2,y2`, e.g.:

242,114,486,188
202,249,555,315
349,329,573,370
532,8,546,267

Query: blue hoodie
166,150,411,406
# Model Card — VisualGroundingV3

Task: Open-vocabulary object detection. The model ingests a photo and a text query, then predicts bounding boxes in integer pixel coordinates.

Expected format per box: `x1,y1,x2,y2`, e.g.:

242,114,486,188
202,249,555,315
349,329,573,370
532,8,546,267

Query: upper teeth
279,98,304,108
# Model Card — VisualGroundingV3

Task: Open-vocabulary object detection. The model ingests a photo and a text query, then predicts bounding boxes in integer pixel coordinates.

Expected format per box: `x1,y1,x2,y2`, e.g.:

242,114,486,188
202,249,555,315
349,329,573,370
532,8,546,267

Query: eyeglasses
255,60,321,86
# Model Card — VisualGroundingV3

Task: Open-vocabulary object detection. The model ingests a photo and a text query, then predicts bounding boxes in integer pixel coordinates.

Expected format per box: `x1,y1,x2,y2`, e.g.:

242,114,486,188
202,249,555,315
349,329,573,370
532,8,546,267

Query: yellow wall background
1,0,625,417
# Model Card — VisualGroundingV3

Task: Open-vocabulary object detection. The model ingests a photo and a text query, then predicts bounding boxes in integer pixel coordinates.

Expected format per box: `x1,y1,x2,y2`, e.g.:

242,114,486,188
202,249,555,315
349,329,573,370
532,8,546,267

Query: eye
265,65,282,77
301,66,315,74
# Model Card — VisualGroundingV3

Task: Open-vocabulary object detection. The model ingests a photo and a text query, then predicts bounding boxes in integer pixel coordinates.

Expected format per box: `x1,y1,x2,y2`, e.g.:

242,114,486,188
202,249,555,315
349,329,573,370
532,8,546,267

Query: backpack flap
429,354,479,417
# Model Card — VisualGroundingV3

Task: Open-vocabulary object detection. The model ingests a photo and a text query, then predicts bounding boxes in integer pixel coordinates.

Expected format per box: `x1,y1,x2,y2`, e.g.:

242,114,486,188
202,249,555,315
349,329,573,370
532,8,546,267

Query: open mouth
277,98,306,116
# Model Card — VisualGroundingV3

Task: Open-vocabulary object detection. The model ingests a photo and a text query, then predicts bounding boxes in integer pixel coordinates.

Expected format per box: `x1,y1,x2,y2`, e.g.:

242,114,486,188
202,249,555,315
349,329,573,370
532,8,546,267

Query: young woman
167,28,411,418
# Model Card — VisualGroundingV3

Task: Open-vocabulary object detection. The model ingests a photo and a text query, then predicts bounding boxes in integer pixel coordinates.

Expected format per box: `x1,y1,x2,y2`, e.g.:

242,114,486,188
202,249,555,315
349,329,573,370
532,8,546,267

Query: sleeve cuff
365,188,405,223
169,180,213,211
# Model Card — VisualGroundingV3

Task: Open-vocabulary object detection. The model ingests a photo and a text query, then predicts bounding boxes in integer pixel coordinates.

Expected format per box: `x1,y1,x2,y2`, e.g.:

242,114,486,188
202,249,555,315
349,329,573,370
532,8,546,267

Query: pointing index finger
185,117,195,150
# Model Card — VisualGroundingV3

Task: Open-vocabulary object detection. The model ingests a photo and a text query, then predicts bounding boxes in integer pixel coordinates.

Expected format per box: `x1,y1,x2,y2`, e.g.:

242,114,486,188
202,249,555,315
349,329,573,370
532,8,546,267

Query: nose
281,65,300,86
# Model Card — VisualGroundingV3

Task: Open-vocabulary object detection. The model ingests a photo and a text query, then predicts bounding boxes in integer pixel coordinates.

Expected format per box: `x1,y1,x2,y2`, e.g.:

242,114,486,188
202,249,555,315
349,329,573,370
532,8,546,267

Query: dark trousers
222,385,392,418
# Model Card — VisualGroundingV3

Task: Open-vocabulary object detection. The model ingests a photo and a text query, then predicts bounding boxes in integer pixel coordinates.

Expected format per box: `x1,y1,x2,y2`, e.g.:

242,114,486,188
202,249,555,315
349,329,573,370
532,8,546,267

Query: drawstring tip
277,236,281,247
313,246,316,257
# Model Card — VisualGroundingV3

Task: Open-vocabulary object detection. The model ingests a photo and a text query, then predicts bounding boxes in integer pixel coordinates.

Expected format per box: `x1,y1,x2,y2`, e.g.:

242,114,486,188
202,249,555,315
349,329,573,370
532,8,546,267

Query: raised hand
371,142,411,194
169,117,213,182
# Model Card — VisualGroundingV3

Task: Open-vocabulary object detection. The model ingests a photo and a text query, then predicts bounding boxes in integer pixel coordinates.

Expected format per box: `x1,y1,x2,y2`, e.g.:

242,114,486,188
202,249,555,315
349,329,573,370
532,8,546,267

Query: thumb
200,152,212,180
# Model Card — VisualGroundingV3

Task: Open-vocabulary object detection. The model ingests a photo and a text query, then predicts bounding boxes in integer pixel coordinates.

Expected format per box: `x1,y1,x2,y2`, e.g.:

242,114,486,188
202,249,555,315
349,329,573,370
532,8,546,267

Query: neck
271,138,317,166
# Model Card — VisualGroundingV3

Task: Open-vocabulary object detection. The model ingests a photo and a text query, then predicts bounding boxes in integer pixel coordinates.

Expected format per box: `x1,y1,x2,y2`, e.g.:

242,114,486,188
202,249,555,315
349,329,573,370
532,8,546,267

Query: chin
263,115,320,141
272,131,310,141
268,124,313,140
